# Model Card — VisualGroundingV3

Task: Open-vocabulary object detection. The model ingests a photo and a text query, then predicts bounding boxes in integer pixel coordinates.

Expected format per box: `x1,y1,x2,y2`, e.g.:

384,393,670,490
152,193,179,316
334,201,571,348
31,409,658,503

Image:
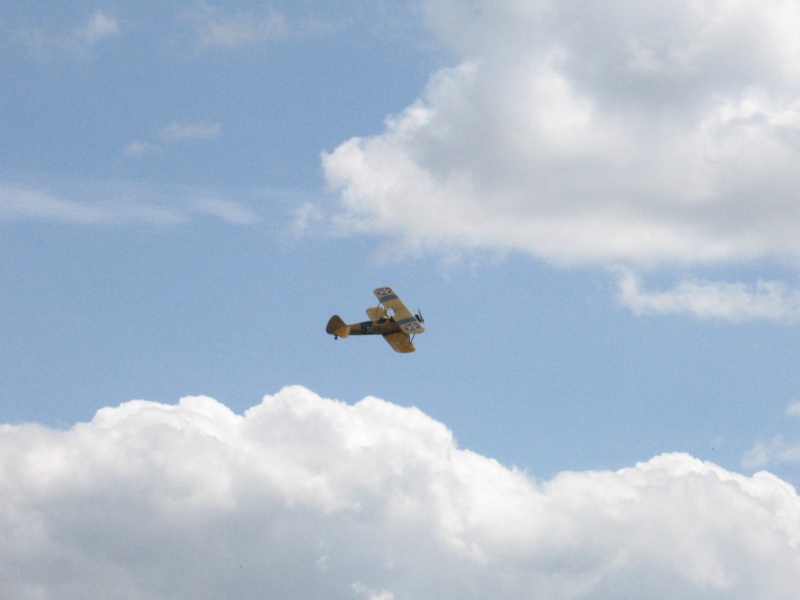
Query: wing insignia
373,286,425,334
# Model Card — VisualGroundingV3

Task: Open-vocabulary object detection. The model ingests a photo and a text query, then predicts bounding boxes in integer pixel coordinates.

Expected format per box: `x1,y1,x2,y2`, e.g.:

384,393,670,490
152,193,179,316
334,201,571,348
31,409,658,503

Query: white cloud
16,10,120,59
787,401,800,418
290,201,325,236
616,269,800,322
0,181,260,226
193,197,262,225
323,1,800,269
78,10,120,46
352,582,395,600
123,141,164,158
124,122,220,160
0,184,116,224
742,400,800,469
183,5,289,49
2,386,799,599
743,436,800,469
159,121,222,143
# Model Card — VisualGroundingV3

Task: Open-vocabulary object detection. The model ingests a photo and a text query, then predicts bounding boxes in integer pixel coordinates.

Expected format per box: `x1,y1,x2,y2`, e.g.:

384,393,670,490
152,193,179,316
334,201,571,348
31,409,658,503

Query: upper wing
383,332,415,353
373,286,425,334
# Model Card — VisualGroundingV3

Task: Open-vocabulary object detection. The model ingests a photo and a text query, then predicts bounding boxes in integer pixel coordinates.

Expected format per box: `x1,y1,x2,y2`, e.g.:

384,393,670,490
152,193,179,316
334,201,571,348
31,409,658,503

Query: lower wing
383,332,415,353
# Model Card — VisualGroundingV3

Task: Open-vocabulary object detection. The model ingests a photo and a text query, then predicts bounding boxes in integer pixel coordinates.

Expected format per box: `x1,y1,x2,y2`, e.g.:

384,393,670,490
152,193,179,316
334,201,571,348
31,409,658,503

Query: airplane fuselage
346,318,403,337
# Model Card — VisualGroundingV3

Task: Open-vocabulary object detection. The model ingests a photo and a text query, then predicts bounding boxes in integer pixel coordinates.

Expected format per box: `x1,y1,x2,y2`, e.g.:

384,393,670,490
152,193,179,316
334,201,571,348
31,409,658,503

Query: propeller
415,309,425,324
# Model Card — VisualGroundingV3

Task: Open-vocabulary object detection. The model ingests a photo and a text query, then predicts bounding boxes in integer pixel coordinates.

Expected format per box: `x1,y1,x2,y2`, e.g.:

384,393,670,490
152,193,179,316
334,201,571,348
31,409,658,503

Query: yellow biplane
326,286,425,353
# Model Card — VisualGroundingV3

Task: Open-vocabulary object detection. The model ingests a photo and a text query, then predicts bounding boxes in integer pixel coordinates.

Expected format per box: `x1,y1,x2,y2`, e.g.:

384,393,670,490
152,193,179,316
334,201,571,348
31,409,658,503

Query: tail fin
326,315,350,338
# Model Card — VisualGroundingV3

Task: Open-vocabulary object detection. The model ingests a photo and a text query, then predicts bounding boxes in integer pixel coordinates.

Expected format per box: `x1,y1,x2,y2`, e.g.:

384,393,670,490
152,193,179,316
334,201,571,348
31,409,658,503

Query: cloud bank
322,0,800,320
2,386,799,599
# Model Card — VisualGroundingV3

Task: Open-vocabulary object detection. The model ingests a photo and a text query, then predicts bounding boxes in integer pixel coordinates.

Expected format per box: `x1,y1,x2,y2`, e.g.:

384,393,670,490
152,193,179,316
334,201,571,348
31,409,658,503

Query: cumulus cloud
324,0,800,267
322,0,800,319
1,386,799,599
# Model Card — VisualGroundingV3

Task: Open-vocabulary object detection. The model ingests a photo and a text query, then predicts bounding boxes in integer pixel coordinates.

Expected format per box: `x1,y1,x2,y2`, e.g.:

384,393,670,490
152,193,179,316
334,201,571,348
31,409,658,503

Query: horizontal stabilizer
326,315,350,338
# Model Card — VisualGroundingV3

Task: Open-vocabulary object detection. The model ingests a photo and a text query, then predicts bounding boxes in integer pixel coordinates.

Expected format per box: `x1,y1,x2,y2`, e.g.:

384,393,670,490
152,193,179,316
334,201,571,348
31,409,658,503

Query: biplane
326,286,425,353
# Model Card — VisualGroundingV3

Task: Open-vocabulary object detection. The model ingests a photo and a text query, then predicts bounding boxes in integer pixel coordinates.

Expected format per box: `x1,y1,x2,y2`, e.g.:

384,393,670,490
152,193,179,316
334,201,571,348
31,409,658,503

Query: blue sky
3,2,800,598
